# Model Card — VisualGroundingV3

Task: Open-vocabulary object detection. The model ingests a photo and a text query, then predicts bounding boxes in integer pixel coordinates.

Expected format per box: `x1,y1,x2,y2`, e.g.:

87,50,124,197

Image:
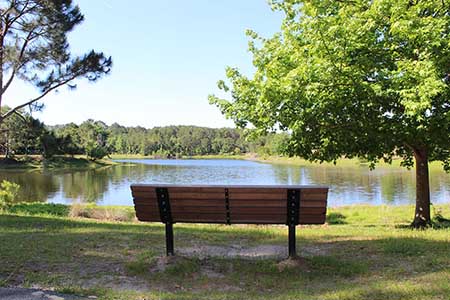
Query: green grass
0,205,449,299
5,203,70,217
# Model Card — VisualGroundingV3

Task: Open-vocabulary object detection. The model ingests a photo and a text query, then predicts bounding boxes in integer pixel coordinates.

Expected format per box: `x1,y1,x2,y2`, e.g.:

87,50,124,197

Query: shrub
0,180,20,209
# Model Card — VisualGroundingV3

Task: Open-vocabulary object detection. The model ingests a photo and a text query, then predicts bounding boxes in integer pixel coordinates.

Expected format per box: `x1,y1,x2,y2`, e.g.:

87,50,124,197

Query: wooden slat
231,214,285,224
301,188,328,195
170,199,226,207
168,192,225,200
135,211,161,222
134,204,159,211
133,198,159,206
176,219,228,224
230,207,325,215
229,193,286,200
300,200,327,208
299,215,326,224
231,207,284,214
229,200,326,208
131,186,157,193
136,205,226,214
168,187,225,193
301,193,328,201
299,207,326,214
231,220,283,224
228,188,286,194
229,200,285,208
231,213,286,220
131,191,157,199
171,206,226,213
173,213,226,223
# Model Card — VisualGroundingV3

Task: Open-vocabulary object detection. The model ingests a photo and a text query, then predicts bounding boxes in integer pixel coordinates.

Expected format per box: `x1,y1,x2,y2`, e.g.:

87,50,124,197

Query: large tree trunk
411,147,431,228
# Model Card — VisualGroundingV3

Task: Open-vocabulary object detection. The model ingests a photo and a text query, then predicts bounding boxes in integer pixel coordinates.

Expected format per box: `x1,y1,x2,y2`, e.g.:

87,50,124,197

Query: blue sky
4,0,284,128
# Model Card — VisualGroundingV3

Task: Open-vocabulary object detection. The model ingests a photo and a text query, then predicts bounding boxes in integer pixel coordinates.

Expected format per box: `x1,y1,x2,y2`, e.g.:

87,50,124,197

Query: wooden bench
131,184,328,258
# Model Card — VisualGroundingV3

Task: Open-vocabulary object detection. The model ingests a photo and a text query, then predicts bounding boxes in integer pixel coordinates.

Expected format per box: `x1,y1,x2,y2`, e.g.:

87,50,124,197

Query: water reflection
1,159,449,206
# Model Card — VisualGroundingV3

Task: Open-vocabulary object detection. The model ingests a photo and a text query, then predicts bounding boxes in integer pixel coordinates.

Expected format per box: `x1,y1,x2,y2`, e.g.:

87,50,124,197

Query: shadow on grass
326,212,347,224
433,214,450,229
0,214,449,299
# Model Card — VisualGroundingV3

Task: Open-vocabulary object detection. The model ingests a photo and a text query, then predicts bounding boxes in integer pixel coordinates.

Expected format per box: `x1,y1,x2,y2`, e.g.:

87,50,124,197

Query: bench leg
165,223,174,256
288,225,297,258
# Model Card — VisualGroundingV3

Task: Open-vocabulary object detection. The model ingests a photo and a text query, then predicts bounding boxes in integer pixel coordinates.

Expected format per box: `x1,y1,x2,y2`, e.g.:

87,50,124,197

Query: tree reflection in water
1,159,449,206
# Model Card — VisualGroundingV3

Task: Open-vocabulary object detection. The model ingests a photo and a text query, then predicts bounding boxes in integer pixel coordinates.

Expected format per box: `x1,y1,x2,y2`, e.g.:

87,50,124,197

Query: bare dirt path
0,288,91,300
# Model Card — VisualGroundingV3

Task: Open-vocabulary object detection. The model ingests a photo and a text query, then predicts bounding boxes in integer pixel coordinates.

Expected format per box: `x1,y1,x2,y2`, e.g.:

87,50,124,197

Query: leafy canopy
209,0,450,169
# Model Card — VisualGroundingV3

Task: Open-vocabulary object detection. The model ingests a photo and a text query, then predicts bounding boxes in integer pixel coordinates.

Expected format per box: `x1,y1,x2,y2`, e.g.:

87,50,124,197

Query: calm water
2,159,450,207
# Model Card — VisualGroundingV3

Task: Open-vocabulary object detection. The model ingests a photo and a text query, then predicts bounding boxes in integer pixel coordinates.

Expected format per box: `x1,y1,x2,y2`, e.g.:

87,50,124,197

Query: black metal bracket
287,189,300,226
287,189,300,258
156,187,174,256
225,188,231,225
156,187,172,224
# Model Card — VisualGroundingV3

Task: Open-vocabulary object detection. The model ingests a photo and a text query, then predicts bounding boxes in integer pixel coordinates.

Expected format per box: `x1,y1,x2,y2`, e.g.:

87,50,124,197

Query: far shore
111,153,448,171
0,153,448,171
0,155,120,170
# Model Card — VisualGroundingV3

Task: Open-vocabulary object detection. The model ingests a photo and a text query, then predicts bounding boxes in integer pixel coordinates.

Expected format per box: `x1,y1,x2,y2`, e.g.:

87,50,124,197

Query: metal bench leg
288,224,297,258
166,223,174,256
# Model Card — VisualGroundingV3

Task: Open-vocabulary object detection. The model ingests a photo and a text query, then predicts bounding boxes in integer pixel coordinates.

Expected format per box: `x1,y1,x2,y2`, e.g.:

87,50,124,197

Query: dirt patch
149,255,184,272
200,267,225,279
276,257,308,272
178,243,333,259
302,244,332,256
78,275,150,292
178,244,287,259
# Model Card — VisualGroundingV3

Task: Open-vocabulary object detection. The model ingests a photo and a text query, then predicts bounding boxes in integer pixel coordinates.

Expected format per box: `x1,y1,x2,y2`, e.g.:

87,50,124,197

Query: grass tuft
69,203,135,221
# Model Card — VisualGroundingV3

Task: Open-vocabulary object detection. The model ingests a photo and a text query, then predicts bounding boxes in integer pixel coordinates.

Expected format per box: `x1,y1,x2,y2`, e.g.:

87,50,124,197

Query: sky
4,0,284,128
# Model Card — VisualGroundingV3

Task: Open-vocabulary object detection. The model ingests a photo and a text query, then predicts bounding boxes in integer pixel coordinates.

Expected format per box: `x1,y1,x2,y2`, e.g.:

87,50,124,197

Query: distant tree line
0,108,288,160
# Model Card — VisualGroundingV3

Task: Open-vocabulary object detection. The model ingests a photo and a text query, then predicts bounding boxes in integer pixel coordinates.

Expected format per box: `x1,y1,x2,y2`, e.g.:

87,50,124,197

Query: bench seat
131,184,328,257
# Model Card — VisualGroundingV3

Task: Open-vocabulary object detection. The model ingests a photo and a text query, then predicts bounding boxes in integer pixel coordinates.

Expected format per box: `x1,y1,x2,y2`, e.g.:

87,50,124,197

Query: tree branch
12,110,27,122
1,27,35,95
2,73,79,120
5,0,32,29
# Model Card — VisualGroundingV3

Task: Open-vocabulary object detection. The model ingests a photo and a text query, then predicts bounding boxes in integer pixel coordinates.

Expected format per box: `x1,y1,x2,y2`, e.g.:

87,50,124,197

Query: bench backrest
131,185,328,225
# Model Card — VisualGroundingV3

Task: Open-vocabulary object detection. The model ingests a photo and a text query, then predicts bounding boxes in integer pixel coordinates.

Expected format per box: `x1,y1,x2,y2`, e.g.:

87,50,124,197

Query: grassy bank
0,155,120,170
253,155,450,171
1,203,449,299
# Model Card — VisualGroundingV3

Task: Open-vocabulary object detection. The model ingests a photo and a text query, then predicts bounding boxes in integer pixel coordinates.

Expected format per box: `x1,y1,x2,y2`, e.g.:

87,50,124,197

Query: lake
2,159,450,207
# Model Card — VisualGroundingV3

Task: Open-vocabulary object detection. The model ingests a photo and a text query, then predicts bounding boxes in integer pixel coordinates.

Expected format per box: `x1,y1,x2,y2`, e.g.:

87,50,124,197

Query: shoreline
1,153,448,172
0,155,120,171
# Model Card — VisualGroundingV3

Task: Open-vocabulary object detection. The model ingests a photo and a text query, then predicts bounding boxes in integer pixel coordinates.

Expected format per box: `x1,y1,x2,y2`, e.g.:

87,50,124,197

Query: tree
79,120,109,160
209,0,450,228
0,107,45,157
0,0,112,123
